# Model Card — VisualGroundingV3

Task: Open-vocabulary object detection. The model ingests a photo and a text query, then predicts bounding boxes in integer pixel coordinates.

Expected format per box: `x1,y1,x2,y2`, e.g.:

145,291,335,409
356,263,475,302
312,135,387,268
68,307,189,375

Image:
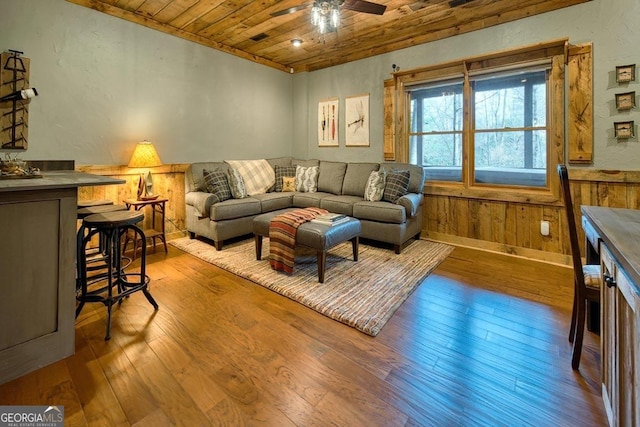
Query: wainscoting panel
76,164,188,240
77,165,640,264
423,169,640,264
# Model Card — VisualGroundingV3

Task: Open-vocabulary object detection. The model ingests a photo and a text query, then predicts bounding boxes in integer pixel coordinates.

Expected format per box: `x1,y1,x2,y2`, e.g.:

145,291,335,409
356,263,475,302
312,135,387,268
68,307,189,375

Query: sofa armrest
397,193,422,218
186,191,218,217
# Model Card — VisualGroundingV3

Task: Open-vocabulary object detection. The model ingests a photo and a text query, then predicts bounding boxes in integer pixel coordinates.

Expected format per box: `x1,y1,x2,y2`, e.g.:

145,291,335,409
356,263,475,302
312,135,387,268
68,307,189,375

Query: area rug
169,236,453,336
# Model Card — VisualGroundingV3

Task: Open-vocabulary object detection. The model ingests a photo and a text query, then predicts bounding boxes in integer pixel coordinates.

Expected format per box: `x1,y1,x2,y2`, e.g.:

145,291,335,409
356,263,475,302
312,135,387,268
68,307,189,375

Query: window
409,81,463,182
408,66,550,188
388,39,568,204
472,68,548,187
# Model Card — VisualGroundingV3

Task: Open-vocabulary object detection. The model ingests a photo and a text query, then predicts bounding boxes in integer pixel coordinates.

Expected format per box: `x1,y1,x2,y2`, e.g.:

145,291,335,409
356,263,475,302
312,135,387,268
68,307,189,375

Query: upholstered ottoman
253,209,362,283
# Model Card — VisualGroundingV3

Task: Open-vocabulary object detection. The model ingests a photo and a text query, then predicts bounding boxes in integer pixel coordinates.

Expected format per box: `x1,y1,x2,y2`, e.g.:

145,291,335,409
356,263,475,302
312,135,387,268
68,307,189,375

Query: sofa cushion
274,165,297,192
203,169,231,202
292,192,329,208
320,195,362,216
227,168,247,199
353,201,406,224
342,162,380,196
295,165,319,192
383,169,410,203
225,159,275,196
267,157,292,169
293,159,319,167
317,161,347,194
364,170,386,201
209,197,261,221
251,192,294,213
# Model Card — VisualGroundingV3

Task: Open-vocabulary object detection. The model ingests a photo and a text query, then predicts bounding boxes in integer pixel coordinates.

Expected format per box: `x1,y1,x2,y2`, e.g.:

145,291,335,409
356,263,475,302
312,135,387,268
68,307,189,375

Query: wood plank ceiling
67,0,590,73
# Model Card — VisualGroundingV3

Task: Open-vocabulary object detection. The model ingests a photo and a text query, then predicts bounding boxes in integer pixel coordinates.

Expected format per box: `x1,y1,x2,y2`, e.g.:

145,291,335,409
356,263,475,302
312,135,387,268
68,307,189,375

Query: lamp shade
128,140,162,168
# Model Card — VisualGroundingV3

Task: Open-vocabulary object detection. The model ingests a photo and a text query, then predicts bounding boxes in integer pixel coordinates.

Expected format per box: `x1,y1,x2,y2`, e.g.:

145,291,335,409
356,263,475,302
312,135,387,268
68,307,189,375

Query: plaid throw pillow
274,165,297,192
382,169,410,203
203,168,231,202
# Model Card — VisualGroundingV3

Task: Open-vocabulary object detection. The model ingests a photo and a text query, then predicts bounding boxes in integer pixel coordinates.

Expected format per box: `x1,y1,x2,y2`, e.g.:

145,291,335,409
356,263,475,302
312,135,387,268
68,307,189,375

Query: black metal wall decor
0,50,36,151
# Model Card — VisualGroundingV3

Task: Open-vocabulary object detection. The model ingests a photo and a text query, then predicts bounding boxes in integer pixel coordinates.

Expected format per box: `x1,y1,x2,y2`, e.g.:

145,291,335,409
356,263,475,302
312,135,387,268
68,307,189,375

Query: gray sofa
184,157,426,253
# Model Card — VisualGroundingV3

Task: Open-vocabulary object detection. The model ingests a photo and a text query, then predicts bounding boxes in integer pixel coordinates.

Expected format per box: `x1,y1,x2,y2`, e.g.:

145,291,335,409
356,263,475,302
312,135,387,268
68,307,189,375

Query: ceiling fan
270,0,386,19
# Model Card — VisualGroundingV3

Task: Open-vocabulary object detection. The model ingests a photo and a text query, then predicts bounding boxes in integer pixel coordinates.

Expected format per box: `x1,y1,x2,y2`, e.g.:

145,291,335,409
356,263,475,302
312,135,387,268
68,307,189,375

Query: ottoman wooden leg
254,234,263,260
351,236,359,261
317,251,327,283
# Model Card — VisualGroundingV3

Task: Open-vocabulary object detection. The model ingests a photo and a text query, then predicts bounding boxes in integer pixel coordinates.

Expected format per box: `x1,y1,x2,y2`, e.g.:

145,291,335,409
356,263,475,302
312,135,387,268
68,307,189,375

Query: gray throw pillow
364,170,386,201
274,165,297,192
203,168,231,202
227,167,247,199
382,169,410,203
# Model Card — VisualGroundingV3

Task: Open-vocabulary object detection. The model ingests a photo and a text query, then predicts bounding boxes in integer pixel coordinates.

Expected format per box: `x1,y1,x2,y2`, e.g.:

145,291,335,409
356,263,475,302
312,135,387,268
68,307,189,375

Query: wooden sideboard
581,206,640,427
0,171,124,385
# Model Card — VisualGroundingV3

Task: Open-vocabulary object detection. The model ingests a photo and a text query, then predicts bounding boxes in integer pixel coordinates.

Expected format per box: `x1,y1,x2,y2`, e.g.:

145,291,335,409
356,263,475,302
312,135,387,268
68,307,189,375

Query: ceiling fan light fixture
318,14,327,33
331,6,340,28
311,0,340,34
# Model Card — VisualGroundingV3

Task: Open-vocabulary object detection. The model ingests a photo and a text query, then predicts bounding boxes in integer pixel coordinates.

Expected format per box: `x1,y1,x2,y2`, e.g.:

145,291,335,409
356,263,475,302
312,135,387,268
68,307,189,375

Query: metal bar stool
77,204,128,285
76,210,159,340
78,199,114,208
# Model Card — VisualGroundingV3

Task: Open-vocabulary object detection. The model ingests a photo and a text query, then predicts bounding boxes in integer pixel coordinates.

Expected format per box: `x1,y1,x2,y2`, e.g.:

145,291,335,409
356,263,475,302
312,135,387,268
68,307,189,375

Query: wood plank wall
76,164,188,240
77,165,640,265
423,169,640,265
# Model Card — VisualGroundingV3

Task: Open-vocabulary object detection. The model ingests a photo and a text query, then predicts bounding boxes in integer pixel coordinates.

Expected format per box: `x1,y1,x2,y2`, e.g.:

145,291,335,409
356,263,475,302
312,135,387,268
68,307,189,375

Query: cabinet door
601,245,617,426
614,266,639,427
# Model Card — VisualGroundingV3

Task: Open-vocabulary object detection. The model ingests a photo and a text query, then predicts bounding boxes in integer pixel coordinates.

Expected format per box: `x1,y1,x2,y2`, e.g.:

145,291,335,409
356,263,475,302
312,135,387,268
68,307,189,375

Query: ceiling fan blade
270,4,309,17
342,0,386,15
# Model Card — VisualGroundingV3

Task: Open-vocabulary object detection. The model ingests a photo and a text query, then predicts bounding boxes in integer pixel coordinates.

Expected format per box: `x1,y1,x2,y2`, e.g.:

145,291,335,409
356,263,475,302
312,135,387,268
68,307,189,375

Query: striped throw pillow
364,170,386,201
295,165,319,193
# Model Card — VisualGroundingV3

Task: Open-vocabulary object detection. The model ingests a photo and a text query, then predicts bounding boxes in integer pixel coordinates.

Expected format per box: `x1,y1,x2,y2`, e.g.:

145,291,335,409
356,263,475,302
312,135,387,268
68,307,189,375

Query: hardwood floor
0,242,606,426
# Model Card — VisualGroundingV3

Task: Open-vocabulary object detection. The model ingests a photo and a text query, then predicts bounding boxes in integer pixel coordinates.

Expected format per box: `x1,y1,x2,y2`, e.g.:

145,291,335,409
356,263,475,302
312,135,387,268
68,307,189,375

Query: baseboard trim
423,231,572,267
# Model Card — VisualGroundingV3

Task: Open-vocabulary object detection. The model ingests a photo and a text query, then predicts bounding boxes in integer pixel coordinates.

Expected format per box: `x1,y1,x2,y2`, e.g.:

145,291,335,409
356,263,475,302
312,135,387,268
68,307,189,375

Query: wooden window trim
389,39,569,206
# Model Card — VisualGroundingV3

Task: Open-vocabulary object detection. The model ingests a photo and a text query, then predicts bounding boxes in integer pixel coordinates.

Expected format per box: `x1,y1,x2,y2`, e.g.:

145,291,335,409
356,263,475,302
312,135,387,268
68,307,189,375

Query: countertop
581,206,640,287
0,170,125,192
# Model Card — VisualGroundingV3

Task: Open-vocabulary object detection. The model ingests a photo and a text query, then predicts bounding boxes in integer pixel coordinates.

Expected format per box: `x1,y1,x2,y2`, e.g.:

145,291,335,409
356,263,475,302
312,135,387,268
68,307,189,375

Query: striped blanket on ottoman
269,207,328,274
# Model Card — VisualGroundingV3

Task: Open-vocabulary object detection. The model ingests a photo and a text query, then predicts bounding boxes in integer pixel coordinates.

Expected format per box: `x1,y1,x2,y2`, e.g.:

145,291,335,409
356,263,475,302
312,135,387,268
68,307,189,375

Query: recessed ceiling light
291,39,303,47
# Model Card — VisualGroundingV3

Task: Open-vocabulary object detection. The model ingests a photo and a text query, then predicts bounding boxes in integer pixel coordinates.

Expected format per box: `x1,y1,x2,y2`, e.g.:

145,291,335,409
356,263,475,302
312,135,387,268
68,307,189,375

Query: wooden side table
123,197,168,258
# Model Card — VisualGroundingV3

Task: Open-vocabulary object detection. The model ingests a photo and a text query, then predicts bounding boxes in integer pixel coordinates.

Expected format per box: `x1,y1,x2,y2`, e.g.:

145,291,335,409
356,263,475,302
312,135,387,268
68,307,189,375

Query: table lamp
128,140,162,200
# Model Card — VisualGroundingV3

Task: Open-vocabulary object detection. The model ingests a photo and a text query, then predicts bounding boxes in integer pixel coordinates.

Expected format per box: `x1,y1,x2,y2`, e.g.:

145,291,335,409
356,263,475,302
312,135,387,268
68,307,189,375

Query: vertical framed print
345,93,370,147
318,98,339,147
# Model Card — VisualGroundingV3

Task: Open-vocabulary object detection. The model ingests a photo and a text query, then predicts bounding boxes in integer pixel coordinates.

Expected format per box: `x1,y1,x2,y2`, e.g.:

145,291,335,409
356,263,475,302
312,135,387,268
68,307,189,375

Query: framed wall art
318,98,339,147
345,93,370,147
616,64,635,83
614,121,634,139
615,91,636,110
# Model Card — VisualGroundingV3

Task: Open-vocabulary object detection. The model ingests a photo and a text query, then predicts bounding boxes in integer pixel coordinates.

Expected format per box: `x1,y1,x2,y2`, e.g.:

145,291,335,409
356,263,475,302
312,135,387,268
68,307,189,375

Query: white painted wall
296,0,640,169
0,0,293,165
